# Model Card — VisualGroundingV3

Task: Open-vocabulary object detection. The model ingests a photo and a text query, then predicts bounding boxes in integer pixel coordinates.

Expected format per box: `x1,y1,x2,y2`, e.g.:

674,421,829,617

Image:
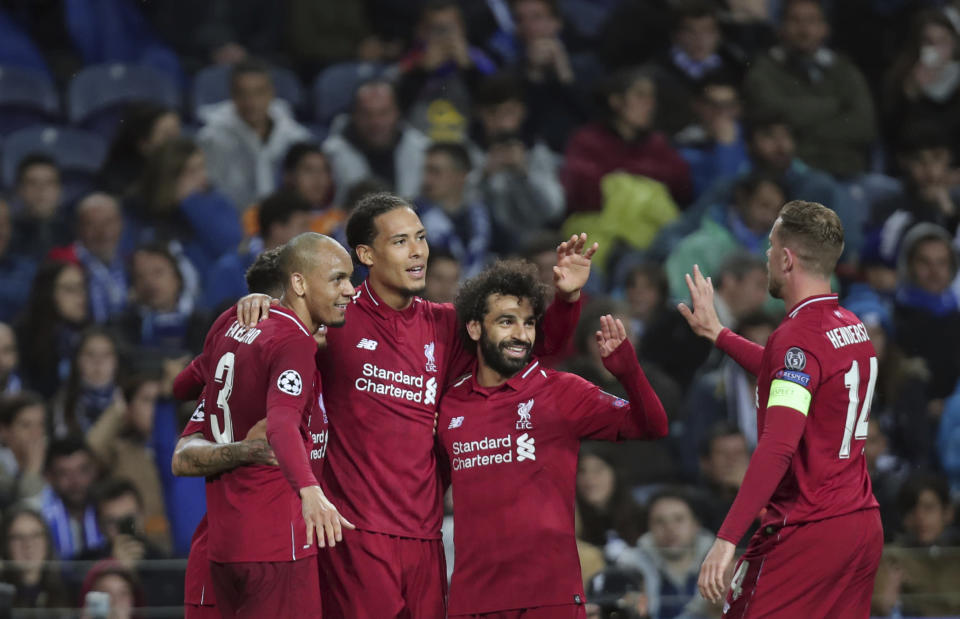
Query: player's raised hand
300,485,356,549
236,293,277,328
595,314,628,358
677,264,724,343
698,538,736,604
243,419,278,466
554,233,598,302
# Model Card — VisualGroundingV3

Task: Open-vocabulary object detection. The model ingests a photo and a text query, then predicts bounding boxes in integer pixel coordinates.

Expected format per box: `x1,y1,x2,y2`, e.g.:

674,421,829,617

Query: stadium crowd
0,0,958,617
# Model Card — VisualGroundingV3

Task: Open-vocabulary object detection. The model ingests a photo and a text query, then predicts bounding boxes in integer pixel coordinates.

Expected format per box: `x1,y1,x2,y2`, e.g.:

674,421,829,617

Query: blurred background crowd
0,0,958,617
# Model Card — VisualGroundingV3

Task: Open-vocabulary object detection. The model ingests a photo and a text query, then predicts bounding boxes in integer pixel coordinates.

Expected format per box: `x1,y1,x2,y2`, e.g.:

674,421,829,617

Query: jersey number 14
840,356,877,459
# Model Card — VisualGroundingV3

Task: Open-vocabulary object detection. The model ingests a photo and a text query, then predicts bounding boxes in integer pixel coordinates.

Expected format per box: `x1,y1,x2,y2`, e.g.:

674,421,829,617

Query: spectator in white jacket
197,58,312,210
322,78,430,203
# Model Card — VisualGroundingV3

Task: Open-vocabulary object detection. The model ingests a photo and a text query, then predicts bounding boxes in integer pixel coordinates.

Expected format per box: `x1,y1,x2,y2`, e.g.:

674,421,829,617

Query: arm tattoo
173,437,252,477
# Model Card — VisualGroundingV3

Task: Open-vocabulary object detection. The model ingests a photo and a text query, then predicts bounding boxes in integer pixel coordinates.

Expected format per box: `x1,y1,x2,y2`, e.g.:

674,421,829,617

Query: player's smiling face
362,207,429,298
470,294,537,379
303,247,355,329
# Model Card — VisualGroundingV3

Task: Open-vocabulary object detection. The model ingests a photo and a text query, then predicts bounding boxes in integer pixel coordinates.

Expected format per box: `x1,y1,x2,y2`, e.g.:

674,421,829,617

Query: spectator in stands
97,103,182,199
0,197,38,324
423,248,461,304
0,393,48,508
198,58,312,209
575,446,644,557
79,559,143,619
396,0,496,140
51,327,120,438
676,77,750,200
863,129,959,289
564,68,692,213
650,0,745,136
617,489,713,619
415,142,493,277
40,436,102,559
893,224,960,400
280,143,345,235
323,78,430,203
742,0,876,178
0,505,70,609
522,232,566,304
16,261,88,397
287,0,386,75
666,174,783,302
129,136,243,286
884,9,960,158
695,423,750,532
116,244,209,360
12,155,67,258
865,422,909,541
623,263,669,340
510,0,591,152
691,114,857,260
60,193,129,324
584,567,650,619
564,298,636,397
0,323,21,395
204,189,313,310
469,73,565,252
681,310,775,468
79,479,180,606
896,473,959,547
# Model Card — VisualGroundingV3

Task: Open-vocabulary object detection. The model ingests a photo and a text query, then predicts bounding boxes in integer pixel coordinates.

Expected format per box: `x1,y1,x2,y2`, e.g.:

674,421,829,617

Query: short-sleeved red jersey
436,356,656,615
317,281,580,539
725,294,879,541
197,305,320,563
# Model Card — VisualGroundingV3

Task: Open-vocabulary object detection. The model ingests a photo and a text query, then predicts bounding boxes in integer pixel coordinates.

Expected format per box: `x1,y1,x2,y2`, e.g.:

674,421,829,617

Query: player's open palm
677,264,724,343
300,485,356,549
237,293,278,328
595,315,628,358
554,233,598,297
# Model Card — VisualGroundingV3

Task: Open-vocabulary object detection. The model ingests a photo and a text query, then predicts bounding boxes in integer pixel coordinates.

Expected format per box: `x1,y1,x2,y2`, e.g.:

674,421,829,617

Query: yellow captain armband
767,379,812,416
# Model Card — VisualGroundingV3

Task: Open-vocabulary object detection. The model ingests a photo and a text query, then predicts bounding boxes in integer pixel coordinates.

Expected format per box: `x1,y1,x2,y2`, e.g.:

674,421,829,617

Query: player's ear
355,244,375,268
466,320,482,342
290,272,307,296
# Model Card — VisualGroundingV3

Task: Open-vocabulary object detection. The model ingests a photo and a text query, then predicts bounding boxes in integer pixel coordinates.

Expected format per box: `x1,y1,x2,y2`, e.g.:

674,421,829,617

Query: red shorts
450,604,586,618
723,508,882,618
184,604,219,619
317,528,446,619
210,558,320,618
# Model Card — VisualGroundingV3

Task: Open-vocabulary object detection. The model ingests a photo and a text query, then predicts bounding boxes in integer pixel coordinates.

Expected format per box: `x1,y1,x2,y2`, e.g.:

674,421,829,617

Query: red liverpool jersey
317,281,579,539
719,294,880,543
197,305,320,563
437,350,665,615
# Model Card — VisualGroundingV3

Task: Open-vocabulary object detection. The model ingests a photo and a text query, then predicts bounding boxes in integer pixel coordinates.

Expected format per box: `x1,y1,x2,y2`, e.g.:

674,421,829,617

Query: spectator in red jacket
563,68,692,213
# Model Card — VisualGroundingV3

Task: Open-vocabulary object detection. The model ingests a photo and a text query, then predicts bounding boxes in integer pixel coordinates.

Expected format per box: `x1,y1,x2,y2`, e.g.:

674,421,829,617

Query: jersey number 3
840,356,877,459
212,352,236,444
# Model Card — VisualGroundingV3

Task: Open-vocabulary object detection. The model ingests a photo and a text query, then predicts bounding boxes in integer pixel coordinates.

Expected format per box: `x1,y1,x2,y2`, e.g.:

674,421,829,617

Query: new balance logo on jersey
424,341,437,373
448,416,464,429
517,433,536,461
516,399,534,429
357,338,378,350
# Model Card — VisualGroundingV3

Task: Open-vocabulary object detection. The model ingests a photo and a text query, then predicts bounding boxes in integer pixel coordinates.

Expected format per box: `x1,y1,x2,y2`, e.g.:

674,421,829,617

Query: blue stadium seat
313,62,384,126
67,63,181,139
0,65,60,136
2,126,107,201
192,64,305,117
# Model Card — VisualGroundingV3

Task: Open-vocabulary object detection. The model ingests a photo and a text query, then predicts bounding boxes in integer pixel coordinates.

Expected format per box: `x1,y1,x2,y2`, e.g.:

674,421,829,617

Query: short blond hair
776,200,844,277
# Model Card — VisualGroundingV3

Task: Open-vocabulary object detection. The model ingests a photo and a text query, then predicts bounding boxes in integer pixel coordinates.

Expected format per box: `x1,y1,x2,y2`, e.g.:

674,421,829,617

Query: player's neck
476,361,511,388
280,296,318,333
368,276,415,311
782,276,833,312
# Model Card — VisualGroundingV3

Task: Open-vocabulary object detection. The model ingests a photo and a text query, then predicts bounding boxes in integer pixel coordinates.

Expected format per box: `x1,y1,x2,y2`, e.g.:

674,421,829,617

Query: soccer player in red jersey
188,233,355,617
678,201,883,618
237,193,593,618
171,248,331,619
436,260,668,618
